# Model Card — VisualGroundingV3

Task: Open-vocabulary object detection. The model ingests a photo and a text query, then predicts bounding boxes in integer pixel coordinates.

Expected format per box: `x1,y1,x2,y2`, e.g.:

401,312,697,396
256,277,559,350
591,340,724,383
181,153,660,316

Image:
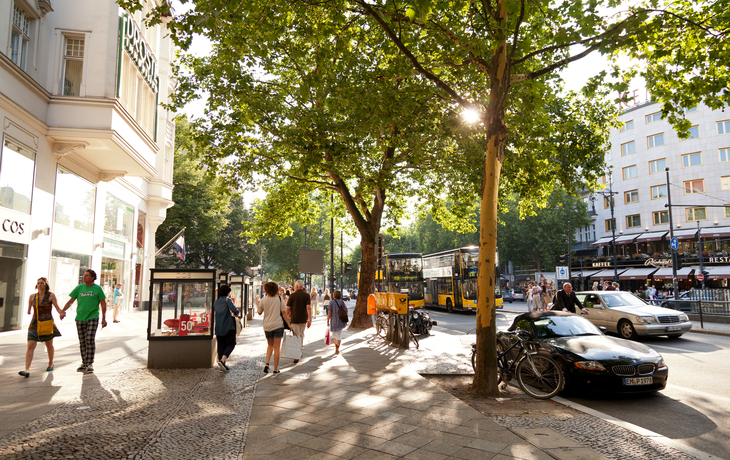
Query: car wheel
446,298,453,313
509,300,513,303
184,301,192,309
618,320,638,340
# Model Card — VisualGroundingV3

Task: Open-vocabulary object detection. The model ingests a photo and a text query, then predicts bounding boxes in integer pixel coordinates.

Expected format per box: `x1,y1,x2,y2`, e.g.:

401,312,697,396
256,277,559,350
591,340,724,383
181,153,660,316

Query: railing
661,289,730,324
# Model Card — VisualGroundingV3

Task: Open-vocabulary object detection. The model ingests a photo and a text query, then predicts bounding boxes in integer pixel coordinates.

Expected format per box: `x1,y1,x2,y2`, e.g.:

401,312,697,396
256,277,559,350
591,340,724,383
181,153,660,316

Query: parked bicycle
375,310,419,348
471,330,564,399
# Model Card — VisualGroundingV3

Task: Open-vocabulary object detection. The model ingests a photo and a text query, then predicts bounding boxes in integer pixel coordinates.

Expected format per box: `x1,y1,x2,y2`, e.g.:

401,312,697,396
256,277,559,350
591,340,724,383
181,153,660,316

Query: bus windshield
462,279,477,300
388,257,422,274
388,281,424,300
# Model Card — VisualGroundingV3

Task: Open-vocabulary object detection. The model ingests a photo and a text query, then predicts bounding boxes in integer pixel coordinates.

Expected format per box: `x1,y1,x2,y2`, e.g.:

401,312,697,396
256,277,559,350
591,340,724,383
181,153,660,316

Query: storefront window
104,194,134,243
0,137,35,214
100,256,130,305
50,250,91,310
54,168,96,232
0,241,27,331
150,281,213,337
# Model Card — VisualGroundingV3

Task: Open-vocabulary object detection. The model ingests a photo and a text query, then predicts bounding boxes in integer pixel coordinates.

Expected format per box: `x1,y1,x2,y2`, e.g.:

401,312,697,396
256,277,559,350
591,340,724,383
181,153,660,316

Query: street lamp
590,166,620,283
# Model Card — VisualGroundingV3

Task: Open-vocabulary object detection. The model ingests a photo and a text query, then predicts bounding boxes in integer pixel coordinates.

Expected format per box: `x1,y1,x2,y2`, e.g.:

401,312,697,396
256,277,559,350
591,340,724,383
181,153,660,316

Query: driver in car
552,283,588,315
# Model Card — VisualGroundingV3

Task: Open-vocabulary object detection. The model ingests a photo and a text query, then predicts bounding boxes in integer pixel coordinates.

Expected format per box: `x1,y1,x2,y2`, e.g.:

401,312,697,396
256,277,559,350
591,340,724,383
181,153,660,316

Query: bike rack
372,293,411,349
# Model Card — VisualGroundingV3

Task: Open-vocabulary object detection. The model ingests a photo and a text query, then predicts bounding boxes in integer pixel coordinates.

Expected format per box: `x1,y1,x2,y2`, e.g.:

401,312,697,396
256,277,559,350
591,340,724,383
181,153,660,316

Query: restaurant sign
644,258,672,268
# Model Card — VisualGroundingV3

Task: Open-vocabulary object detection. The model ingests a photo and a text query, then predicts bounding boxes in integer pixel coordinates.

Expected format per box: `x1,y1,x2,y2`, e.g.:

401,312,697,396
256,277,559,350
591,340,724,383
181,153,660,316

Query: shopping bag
325,329,330,346
282,332,303,360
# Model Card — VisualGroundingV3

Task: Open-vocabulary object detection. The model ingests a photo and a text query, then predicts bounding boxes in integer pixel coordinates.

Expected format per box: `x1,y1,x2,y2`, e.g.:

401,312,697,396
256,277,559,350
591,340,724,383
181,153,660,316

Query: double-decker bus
357,253,425,308
422,246,503,312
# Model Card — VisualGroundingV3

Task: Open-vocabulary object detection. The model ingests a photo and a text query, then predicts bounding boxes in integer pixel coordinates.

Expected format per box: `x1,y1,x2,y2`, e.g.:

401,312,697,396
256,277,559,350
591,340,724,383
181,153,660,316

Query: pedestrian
540,277,551,311
322,288,331,310
212,284,239,372
592,281,599,291
526,283,533,311
286,280,311,364
603,280,616,291
531,282,542,311
19,277,64,378
61,269,107,374
258,281,290,374
612,281,620,291
552,283,588,314
112,283,123,323
310,287,319,318
327,290,347,356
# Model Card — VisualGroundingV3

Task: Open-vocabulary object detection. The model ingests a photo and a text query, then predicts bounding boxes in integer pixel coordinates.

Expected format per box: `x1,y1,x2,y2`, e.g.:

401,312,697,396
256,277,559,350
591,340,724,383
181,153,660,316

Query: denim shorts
265,327,285,339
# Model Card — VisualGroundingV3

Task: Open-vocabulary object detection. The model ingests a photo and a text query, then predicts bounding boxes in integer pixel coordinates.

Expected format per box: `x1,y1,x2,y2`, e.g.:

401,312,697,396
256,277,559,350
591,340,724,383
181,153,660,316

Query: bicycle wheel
376,316,387,338
409,330,419,349
515,354,563,399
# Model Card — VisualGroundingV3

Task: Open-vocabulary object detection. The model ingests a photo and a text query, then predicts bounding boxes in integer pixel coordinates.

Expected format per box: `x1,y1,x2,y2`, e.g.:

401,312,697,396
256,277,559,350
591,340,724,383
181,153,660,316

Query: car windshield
532,316,601,338
601,292,648,308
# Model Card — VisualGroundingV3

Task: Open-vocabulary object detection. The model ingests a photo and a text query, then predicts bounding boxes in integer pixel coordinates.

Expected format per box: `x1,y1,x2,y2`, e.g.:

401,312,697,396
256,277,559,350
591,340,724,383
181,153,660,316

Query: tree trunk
350,233,377,329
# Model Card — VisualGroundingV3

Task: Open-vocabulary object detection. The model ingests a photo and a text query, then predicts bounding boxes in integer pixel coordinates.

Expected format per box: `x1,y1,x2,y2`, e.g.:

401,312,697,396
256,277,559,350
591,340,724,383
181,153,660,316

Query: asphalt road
426,299,730,460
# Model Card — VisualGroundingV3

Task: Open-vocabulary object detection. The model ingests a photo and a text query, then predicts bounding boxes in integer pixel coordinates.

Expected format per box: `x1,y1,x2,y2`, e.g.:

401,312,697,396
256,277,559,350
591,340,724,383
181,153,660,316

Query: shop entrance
0,242,27,332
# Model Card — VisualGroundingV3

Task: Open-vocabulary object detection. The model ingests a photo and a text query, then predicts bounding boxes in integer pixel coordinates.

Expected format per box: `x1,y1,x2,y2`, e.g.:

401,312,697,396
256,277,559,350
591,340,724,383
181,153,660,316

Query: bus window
462,279,477,300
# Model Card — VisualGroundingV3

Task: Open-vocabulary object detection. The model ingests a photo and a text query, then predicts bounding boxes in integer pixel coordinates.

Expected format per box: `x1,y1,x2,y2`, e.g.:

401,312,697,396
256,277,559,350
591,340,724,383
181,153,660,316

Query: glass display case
229,274,246,328
147,269,218,368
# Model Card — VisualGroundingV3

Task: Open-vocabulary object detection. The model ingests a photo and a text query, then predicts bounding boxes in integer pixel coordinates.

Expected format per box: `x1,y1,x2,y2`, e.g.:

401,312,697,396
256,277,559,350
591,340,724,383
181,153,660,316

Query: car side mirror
599,326,608,334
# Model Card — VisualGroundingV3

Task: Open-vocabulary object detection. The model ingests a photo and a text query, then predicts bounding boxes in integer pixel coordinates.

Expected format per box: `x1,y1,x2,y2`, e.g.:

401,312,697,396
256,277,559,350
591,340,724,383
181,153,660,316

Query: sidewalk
0,307,716,459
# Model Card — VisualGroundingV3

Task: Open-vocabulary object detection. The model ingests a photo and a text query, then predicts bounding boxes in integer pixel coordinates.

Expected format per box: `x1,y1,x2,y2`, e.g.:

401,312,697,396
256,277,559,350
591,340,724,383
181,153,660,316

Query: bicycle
375,310,388,338
399,314,419,349
471,330,564,399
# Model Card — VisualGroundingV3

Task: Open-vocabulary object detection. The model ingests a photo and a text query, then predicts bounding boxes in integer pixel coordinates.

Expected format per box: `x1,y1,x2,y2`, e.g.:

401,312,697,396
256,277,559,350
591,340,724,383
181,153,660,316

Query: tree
498,190,590,272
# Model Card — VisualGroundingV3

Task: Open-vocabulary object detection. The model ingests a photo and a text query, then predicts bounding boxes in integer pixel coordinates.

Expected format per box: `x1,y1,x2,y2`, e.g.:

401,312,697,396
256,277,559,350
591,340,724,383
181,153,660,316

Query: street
417,300,730,460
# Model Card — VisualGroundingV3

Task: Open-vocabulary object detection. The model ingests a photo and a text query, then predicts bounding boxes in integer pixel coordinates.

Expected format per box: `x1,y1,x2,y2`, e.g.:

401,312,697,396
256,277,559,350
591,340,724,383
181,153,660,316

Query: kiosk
147,268,219,368
230,274,248,328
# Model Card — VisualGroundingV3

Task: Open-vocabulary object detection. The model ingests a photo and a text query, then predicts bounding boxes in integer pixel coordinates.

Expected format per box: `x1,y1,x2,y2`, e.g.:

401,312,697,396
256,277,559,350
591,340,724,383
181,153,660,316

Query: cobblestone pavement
0,315,709,459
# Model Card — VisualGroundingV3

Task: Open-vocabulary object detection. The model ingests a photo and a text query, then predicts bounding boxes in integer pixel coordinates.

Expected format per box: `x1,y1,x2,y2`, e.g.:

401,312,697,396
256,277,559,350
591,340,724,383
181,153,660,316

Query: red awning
700,227,730,239
672,229,699,240
618,268,659,280
651,267,694,279
635,231,668,243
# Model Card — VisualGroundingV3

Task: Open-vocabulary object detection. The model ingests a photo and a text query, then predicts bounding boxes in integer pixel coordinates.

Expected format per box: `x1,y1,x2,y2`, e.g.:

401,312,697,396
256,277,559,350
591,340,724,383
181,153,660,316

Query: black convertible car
500,311,668,394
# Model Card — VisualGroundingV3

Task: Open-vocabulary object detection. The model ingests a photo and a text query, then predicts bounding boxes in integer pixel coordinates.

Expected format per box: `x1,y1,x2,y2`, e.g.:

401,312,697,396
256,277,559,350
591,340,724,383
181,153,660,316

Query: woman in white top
257,281,291,374
310,287,319,318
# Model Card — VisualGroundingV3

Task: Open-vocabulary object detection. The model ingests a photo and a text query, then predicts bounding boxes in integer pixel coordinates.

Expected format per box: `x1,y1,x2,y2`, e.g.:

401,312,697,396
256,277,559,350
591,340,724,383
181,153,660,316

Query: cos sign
2,219,25,235
0,211,31,245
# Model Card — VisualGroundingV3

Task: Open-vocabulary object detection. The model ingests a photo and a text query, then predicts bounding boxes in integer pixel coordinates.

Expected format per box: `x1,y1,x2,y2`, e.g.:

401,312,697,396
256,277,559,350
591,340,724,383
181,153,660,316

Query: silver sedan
575,291,692,340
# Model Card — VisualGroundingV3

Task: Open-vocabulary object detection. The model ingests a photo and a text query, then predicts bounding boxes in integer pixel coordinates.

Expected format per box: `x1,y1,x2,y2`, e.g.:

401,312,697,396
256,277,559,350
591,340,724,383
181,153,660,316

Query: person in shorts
327,290,347,356
286,280,311,363
257,281,290,374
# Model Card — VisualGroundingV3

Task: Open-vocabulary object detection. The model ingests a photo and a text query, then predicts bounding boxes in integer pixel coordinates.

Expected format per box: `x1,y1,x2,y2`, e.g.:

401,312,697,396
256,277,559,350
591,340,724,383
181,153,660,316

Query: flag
172,233,186,261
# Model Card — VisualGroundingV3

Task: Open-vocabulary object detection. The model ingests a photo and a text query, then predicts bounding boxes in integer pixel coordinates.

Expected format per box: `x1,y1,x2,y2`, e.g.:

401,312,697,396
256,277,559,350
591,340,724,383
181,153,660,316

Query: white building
574,91,730,289
0,0,175,332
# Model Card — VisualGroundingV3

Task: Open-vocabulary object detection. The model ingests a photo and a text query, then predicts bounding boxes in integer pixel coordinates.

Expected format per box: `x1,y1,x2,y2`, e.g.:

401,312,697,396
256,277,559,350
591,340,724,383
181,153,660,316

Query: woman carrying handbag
212,285,239,372
257,281,291,374
20,277,64,378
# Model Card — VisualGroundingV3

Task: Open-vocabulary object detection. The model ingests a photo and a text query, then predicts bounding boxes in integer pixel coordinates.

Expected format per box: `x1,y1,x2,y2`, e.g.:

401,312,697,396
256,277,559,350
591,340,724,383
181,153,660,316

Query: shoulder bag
337,299,349,324
279,296,291,330
229,300,242,336
36,294,54,336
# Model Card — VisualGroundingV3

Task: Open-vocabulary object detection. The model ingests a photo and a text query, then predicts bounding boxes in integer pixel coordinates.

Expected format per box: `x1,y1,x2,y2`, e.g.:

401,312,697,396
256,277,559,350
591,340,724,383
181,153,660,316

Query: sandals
263,363,269,374
18,371,29,378
46,365,54,371
273,370,280,374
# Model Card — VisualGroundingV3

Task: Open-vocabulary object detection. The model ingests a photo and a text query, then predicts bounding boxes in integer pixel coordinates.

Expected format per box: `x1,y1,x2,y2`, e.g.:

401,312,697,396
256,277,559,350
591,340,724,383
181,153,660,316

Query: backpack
337,299,349,323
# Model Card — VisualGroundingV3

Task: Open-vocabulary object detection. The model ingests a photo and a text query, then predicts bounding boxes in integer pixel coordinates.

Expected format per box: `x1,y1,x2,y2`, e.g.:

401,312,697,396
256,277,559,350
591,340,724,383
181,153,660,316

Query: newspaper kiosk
230,274,248,328
147,268,219,368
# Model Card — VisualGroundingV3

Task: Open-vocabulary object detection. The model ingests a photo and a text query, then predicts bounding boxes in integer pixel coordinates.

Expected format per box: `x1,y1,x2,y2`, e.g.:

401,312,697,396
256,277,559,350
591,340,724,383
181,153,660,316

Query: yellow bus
423,246,503,312
357,253,425,309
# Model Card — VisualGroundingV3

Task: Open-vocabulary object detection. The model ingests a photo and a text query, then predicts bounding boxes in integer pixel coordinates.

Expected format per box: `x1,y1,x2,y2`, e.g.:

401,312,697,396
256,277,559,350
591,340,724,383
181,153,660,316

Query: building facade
572,92,730,292
0,0,175,331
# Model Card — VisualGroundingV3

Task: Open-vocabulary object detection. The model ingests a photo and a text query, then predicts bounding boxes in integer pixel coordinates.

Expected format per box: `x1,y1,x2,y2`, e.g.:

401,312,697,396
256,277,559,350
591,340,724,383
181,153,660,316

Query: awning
672,228,699,240
591,237,614,246
651,267,694,279
614,234,640,244
589,268,628,279
570,270,601,279
618,267,659,280
635,231,668,243
699,227,730,239
696,265,730,279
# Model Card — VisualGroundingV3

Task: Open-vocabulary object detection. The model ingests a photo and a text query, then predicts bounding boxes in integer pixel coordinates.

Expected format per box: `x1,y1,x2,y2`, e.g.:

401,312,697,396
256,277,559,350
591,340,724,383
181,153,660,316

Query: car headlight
678,313,689,322
574,361,606,371
635,315,657,324
657,356,666,368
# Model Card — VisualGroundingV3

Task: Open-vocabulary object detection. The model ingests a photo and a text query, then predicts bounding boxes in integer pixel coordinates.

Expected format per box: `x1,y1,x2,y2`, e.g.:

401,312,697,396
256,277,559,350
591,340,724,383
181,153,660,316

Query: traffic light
675,253,684,269
344,262,353,273
559,254,568,265
702,270,710,278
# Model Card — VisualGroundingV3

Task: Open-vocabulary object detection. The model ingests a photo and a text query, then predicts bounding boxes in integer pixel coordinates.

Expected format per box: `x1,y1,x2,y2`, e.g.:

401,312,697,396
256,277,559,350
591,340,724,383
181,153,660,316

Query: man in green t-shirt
62,269,107,374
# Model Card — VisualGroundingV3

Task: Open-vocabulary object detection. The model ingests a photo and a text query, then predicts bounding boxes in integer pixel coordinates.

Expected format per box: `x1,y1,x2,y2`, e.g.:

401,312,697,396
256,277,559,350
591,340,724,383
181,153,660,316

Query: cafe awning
699,227,730,239
614,234,640,244
618,267,659,280
635,231,668,243
589,268,628,279
591,237,614,246
570,270,601,279
697,265,730,279
651,267,694,279
672,228,699,240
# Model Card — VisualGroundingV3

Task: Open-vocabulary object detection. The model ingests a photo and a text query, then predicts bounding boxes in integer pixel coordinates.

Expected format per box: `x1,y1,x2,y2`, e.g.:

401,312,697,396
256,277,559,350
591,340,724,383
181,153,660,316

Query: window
682,152,702,168
605,219,616,232
720,148,730,163
686,207,707,222
104,194,134,243
620,120,634,132
621,141,636,156
651,185,667,200
623,165,638,180
647,133,664,149
0,137,36,214
63,38,84,96
11,5,30,70
653,211,669,225
680,125,699,141
625,190,639,204
54,168,96,232
726,207,730,219
717,120,730,135
684,180,705,194
603,196,614,209
626,214,641,228
646,112,662,124
649,158,666,174
722,176,730,191
683,106,698,113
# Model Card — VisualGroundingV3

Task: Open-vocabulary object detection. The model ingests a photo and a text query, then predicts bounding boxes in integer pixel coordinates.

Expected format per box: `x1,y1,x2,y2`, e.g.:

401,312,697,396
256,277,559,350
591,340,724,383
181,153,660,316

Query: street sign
556,266,569,280
670,237,679,250
697,273,705,281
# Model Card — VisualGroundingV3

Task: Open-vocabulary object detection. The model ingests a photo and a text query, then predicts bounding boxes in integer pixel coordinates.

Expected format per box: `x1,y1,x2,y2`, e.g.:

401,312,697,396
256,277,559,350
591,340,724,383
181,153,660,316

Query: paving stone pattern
0,318,699,460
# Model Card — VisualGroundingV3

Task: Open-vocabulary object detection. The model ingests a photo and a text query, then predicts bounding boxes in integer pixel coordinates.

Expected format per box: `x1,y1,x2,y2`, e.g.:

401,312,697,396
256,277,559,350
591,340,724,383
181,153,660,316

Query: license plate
624,377,653,386
666,325,681,331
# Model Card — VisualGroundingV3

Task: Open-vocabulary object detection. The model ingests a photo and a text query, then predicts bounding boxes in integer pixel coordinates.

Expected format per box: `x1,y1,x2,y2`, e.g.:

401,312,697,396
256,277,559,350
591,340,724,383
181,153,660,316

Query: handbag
230,310,242,336
282,331,303,360
35,294,54,336
325,329,330,346
279,296,291,330
337,299,349,324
